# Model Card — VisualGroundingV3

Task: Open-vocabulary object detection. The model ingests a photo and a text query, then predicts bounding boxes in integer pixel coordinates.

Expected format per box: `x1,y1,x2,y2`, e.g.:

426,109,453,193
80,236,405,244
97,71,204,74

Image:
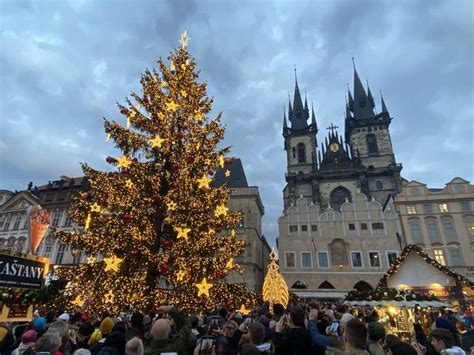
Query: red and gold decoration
262,249,289,309
53,32,256,313
28,205,50,254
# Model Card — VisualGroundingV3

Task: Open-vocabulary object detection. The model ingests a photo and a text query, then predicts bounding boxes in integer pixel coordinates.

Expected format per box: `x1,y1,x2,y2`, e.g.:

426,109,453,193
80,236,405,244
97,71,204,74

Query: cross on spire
326,123,339,135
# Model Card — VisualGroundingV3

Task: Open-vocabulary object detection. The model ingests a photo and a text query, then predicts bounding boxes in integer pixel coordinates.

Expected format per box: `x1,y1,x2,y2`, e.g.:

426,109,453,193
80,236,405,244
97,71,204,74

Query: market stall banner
0,254,46,289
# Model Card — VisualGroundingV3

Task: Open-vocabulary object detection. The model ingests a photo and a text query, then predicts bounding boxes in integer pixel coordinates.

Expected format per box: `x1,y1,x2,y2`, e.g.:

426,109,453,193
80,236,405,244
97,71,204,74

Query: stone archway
353,280,373,291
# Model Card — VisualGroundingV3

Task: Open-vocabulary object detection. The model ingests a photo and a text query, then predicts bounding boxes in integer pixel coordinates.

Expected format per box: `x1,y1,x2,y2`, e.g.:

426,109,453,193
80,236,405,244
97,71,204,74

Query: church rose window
329,186,352,211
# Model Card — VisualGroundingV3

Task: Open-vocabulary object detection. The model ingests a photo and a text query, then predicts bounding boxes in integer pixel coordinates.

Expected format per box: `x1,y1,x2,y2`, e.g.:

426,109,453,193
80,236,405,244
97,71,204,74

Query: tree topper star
214,203,228,217
175,226,191,241
195,277,213,297
180,31,190,49
197,174,211,189
103,255,123,272
149,135,165,148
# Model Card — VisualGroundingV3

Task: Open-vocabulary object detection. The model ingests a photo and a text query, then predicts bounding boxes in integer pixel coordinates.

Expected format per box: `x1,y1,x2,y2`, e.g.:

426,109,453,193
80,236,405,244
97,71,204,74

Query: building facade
0,159,270,293
394,177,474,281
278,67,403,298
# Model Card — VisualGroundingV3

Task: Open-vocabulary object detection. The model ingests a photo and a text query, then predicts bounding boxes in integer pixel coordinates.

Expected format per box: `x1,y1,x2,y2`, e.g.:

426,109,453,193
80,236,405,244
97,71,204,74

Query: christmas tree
54,32,257,314
262,249,288,310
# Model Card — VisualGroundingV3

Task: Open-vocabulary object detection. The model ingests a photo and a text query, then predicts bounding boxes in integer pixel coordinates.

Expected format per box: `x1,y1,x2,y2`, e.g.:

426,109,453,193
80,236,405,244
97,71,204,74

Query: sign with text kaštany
0,253,47,289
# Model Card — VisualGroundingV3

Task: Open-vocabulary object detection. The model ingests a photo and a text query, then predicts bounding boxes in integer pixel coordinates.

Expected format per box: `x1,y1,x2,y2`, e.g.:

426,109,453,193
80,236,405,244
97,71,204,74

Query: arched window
329,186,352,211
366,134,378,155
297,143,306,163
291,281,307,289
318,281,335,289
353,281,373,291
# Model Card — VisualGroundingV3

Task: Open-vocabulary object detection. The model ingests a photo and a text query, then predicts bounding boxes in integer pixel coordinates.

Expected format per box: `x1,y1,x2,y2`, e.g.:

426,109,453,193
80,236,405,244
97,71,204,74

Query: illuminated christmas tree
262,249,288,310
54,33,257,313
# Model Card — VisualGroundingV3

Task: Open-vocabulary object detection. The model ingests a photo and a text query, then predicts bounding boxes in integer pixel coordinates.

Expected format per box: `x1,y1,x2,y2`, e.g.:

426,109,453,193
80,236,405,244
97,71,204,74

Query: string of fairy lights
53,32,258,314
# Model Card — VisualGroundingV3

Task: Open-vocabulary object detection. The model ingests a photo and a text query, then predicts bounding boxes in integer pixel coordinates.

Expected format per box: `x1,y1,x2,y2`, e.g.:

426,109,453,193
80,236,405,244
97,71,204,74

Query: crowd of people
0,302,472,355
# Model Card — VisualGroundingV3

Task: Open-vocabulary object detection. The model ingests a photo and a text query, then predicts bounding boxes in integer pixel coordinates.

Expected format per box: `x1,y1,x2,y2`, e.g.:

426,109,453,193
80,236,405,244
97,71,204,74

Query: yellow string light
262,249,289,309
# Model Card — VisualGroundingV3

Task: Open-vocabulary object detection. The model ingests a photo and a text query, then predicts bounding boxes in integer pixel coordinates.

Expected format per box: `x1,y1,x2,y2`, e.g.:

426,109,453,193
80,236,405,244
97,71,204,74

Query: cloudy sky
1,0,473,246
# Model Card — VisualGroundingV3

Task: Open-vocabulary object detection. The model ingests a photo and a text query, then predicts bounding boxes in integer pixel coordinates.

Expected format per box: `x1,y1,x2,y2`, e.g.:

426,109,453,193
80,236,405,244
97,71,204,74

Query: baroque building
0,159,270,293
394,177,474,282
278,66,403,298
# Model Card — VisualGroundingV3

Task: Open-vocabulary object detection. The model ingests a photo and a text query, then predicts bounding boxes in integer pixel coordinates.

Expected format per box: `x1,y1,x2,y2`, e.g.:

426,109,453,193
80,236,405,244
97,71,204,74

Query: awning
293,290,348,298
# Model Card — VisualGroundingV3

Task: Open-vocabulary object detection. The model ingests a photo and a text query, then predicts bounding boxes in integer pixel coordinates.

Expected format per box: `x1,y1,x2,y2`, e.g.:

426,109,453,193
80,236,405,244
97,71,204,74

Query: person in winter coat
11,330,37,355
97,331,126,355
429,328,465,355
455,321,474,353
273,306,318,355
325,319,369,355
366,322,385,355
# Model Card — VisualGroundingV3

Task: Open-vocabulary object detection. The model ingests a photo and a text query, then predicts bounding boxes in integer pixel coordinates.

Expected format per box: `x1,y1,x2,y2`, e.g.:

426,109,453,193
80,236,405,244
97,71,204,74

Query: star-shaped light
208,228,215,235
84,214,91,230
180,90,187,98
180,30,190,49
237,304,250,315
125,179,134,189
116,156,132,169
225,169,231,177
166,100,179,112
175,226,191,241
104,290,114,303
87,256,96,264
226,258,234,269
195,277,213,297
71,295,84,307
176,270,186,281
90,203,101,213
167,201,177,211
194,111,205,120
149,135,165,148
214,203,228,217
219,155,225,168
197,174,211,189
103,255,123,272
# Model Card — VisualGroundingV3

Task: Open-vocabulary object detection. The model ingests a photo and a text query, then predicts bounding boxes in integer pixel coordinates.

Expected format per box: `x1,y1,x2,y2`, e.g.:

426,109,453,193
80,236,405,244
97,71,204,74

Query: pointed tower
367,82,375,110
282,70,318,208
352,63,375,119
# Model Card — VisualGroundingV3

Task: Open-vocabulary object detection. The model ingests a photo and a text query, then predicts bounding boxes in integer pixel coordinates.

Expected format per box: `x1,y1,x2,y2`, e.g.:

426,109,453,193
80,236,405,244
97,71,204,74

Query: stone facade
394,177,474,281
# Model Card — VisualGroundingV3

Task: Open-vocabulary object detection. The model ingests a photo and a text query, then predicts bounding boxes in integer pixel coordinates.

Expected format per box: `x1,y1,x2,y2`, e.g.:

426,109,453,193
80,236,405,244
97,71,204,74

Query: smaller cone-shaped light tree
53,32,257,314
262,249,289,310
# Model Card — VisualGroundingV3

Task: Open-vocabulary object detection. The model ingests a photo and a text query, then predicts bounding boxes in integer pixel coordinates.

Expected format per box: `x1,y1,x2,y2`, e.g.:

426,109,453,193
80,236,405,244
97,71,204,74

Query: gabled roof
0,191,39,212
378,244,473,289
212,158,249,188
447,177,470,185
403,180,426,187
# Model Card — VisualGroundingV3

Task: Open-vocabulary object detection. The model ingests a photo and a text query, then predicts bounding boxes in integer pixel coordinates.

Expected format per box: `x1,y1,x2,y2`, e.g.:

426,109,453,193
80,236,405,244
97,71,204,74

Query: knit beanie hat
368,322,385,341
33,317,47,331
21,330,38,343
100,317,115,335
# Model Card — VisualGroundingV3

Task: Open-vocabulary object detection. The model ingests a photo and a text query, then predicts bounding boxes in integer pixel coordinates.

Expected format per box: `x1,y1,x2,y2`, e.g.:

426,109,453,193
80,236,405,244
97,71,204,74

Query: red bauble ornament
197,120,203,126
153,193,161,201
106,156,115,163
123,213,132,222
170,163,180,172
162,240,172,249
121,169,129,175
130,250,141,259
159,263,169,273
120,108,128,115
176,131,184,139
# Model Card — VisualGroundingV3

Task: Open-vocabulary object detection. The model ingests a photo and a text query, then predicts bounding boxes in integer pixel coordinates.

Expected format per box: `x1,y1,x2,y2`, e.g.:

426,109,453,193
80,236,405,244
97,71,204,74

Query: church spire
367,81,375,109
352,58,375,119
283,107,288,129
345,97,352,120
347,84,354,111
304,92,309,120
293,69,304,114
289,68,309,130
381,91,389,114
311,102,317,130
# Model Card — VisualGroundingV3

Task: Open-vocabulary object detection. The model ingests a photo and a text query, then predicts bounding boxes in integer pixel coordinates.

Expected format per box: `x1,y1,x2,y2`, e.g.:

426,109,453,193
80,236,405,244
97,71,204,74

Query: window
423,204,434,213
311,225,318,232
368,252,381,267
442,221,456,238
301,225,308,232
51,211,62,227
410,222,421,240
3,217,11,231
351,252,363,268
329,186,352,211
360,223,368,230
433,249,445,265
317,252,329,268
407,206,417,215
366,134,378,155
301,252,312,268
387,251,398,266
297,143,306,163
64,214,73,227
439,204,449,213
44,245,53,259
72,252,81,265
285,253,295,268
55,244,67,264
22,216,29,230
376,181,383,190
427,221,439,238
453,185,465,193
348,223,356,231
289,225,298,232
292,147,296,159
372,222,384,230
460,202,471,212
16,239,26,253
12,215,22,230
449,249,463,266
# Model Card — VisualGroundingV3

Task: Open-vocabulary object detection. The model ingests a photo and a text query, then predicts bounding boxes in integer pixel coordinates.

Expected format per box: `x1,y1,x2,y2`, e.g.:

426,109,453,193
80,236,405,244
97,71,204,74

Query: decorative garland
377,244,474,289
0,279,66,309
345,287,439,302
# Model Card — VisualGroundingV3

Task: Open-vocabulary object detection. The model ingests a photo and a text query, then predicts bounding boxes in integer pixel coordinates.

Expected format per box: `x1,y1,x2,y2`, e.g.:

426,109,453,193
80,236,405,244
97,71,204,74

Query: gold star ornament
104,290,115,303
149,135,165,149
219,155,225,168
167,201,177,211
214,203,228,217
176,270,186,281
237,304,250,315
225,169,231,177
226,258,234,269
175,226,191,241
166,100,179,112
197,174,211,189
116,156,132,169
125,179,133,189
71,295,84,308
103,255,123,272
84,214,91,230
90,203,101,213
195,277,213,297
87,256,96,264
